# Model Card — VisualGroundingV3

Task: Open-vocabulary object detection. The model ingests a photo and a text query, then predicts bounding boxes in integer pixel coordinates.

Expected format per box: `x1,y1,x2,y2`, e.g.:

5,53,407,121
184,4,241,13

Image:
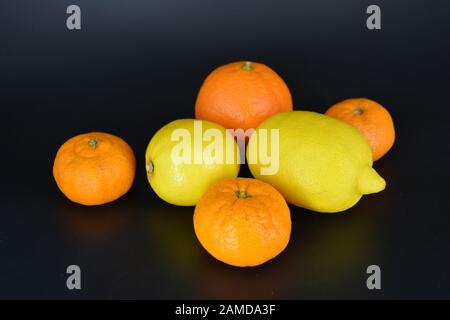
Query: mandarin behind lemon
325,98,395,161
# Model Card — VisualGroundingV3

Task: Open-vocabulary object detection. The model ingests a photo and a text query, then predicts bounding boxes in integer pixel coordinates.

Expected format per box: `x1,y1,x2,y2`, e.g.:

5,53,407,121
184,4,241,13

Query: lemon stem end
146,159,154,176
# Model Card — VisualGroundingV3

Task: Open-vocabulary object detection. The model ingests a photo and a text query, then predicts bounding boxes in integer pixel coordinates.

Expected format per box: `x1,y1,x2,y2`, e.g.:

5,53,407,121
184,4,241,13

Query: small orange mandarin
325,98,395,161
194,178,291,267
53,132,136,205
195,61,293,131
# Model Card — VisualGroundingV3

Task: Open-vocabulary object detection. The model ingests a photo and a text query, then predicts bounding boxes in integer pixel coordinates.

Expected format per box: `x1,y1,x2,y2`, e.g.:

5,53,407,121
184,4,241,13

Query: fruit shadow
206,192,391,299
146,202,285,298
285,185,394,299
145,193,386,299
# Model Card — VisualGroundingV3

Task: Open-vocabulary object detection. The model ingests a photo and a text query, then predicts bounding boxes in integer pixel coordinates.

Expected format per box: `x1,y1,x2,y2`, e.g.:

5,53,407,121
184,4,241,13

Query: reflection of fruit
247,111,386,213
198,257,288,299
145,119,240,206
147,204,199,275
59,202,129,238
195,61,293,131
325,98,395,161
193,178,291,267
53,132,136,205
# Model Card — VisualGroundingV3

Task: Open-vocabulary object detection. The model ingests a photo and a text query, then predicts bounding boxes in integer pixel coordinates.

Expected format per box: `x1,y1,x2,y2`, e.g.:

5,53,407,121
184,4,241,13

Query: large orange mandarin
193,178,291,267
195,61,293,131
53,132,136,206
325,98,395,161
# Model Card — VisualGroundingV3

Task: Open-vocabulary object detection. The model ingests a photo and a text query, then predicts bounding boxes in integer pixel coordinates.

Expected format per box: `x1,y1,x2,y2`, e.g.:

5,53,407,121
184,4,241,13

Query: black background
1,0,450,299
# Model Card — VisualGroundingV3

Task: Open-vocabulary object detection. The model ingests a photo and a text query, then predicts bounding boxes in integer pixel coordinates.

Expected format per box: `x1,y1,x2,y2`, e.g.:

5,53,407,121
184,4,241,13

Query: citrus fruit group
325,98,395,161
195,61,293,131
194,178,291,267
53,132,136,206
247,111,386,213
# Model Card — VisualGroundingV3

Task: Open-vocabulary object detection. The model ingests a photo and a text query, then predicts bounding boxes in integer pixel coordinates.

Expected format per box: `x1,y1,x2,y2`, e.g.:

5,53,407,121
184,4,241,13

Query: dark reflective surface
1,0,450,299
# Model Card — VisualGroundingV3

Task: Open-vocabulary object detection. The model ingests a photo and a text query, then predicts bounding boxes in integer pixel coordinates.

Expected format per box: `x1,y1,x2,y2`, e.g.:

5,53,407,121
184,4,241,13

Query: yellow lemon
247,111,385,213
145,119,240,206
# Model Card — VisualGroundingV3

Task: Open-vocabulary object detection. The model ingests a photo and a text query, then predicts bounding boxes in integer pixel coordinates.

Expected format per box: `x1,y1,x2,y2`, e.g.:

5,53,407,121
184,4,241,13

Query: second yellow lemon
247,111,386,213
